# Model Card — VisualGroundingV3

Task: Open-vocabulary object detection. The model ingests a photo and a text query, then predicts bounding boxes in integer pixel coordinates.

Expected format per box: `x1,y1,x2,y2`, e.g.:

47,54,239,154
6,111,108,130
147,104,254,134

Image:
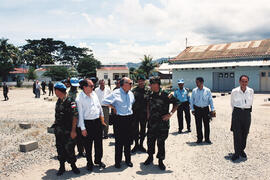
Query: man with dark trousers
48,81,54,96
53,82,80,176
174,79,191,133
68,78,85,158
103,77,135,169
131,74,149,153
230,75,254,161
190,77,215,144
144,77,180,170
3,82,9,101
76,79,107,171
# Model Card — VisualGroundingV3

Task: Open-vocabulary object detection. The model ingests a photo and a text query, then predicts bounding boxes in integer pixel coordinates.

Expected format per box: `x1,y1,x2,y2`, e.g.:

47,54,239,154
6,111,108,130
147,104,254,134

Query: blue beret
54,82,66,90
70,77,79,87
177,79,184,84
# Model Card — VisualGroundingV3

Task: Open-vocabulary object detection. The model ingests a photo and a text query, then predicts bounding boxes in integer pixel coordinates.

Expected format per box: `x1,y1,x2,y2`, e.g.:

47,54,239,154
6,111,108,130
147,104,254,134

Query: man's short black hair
150,76,161,85
196,77,204,83
79,79,88,89
54,87,66,93
239,75,249,81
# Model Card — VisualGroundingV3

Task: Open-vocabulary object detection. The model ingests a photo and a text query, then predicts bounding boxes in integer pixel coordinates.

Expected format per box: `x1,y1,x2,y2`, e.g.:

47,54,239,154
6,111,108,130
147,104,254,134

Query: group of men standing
52,74,254,176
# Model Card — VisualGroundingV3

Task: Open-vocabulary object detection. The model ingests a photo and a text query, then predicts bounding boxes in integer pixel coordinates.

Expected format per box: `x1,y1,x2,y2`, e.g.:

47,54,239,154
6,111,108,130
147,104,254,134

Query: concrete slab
19,141,38,152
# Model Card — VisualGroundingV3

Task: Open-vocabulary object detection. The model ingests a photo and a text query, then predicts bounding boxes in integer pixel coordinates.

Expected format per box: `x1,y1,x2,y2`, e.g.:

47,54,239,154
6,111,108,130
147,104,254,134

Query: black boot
131,140,139,153
71,163,80,174
144,155,153,165
139,139,147,152
158,159,166,170
56,161,65,176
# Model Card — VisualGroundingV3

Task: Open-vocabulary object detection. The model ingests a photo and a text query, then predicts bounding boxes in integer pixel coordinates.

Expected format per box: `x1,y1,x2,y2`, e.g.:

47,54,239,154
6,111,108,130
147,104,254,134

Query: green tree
0,38,21,81
21,38,65,67
26,67,37,81
77,55,101,78
59,45,91,66
43,66,70,81
138,55,157,78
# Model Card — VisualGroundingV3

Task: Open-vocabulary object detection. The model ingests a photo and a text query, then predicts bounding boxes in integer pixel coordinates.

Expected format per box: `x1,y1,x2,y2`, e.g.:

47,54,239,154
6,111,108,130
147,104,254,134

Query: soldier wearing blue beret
53,82,80,176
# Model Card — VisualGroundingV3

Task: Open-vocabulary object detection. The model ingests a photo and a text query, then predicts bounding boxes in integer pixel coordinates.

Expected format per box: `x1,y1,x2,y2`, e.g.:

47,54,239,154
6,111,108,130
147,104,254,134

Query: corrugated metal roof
98,67,128,70
159,60,270,69
9,68,28,74
171,39,270,62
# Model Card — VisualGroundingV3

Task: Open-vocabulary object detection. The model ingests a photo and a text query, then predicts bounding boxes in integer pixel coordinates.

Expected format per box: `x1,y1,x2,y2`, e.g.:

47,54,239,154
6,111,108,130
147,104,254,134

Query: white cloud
1,0,270,64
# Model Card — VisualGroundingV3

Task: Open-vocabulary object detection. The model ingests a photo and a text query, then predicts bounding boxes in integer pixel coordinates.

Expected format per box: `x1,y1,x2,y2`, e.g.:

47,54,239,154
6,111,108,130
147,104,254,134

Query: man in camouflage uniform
68,78,85,158
131,75,150,153
144,77,180,170
53,82,80,176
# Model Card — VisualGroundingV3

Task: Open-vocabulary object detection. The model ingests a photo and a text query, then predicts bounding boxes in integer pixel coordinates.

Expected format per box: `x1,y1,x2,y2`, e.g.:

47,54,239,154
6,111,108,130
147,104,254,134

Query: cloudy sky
1,0,270,63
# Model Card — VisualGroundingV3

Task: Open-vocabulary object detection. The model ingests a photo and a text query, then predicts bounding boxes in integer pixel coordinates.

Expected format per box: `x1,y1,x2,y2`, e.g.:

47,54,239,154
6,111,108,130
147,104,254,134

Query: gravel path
0,88,270,180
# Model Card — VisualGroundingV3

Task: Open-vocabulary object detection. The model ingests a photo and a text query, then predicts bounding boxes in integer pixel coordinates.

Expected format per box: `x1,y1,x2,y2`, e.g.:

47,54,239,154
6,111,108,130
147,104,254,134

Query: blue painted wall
172,66,270,92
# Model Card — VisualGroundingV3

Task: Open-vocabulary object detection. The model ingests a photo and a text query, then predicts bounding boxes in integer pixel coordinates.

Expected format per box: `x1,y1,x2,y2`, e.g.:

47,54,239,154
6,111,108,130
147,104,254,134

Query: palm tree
139,55,157,78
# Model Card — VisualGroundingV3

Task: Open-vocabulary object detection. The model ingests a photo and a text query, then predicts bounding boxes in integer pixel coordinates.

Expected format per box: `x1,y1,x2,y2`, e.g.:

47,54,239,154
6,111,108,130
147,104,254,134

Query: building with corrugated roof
162,39,270,92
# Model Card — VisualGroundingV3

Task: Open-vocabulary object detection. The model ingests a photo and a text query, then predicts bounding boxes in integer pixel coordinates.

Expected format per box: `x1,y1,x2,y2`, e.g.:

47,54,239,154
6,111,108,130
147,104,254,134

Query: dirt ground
0,87,270,180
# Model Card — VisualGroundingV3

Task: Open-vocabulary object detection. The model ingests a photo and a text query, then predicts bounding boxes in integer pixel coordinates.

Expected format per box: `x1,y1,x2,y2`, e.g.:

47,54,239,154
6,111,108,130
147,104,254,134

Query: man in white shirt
76,79,107,171
95,79,111,139
230,75,254,161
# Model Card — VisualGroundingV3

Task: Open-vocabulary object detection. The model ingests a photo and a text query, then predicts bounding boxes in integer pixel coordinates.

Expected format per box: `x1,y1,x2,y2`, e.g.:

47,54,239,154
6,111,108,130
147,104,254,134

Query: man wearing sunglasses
76,79,107,171
103,77,135,169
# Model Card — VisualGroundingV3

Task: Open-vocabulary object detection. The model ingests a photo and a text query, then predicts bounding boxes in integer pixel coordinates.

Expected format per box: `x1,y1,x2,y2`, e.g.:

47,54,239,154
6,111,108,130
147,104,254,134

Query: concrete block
19,123,31,129
47,127,55,134
19,141,38,152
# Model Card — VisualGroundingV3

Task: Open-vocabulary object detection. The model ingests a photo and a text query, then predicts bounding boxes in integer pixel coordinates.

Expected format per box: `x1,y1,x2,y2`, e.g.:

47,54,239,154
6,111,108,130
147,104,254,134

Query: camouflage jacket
68,88,78,101
148,88,181,129
132,85,150,114
55,96,78,132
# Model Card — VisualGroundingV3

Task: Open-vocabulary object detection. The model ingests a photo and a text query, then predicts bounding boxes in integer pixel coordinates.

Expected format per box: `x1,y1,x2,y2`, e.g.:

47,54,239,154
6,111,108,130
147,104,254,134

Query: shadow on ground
186,141,212,146
224,153,247,163
136,162,173,175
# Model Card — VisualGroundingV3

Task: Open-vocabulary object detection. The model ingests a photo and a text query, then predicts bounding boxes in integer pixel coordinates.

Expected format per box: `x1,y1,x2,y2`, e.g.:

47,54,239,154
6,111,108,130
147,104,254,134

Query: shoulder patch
71,102,77,108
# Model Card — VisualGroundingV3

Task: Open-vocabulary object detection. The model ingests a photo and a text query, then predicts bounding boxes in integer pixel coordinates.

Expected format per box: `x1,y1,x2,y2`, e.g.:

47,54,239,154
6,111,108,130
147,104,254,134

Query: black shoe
115,163,121,169
56,163,65,176
178,130,182,134
144,156,153,165
158,159,166,170
187,129,191,132
125,161,133,167
139,145,147,152
96,162,106,168
240,151,247,158
86,162,93,171
131,145,139,153
231,154,239,161
196,140,202,144
205,140,212,144
77,152,85,158
71,163,80,174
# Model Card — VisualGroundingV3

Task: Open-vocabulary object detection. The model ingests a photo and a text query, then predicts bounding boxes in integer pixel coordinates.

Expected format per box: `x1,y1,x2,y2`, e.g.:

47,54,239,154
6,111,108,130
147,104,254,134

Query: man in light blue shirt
190,77,215,144
174,79,191,133
103,77,135,168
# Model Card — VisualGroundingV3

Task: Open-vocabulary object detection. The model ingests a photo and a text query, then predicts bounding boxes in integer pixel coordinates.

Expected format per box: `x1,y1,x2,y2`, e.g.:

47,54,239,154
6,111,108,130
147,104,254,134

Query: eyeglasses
125,82,132,85
86,84,94,88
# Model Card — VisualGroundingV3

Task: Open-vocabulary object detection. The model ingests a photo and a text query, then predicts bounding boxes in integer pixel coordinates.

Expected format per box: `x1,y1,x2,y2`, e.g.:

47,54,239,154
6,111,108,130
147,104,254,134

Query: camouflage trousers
54,126,76,164
146,123,169,160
